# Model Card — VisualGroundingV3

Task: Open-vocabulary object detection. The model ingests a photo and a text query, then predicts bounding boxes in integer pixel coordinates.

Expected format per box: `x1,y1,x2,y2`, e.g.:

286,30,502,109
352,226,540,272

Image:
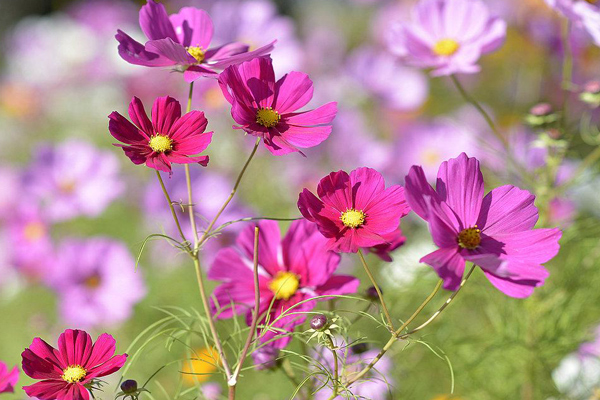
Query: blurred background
1,0,600,399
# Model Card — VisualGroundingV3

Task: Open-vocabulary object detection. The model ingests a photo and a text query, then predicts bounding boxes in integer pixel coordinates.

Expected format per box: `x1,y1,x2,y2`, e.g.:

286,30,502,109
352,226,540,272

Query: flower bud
525,102,558,127
580,80,600,108
252,346,280,371
351,342,369,354
120,379,138,394
365,286,380,300
310,314,328,330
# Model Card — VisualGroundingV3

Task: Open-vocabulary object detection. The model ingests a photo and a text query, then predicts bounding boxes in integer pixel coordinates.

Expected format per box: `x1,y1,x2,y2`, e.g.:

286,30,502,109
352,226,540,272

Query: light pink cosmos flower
298,167,411,253
218,56,338,155
115,0,275,82
404,153,562,298
109,96,212,174
208,220,359,348
23,140,124,222
389,0,507,76
48,238,146,329
0,361,18,393
22,329,127,400
545,0,600,46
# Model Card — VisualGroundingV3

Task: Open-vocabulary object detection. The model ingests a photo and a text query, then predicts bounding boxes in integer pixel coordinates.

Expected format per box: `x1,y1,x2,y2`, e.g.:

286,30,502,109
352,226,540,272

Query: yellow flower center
268,271,300,300
255,107,280,128
84,274,101,289
458,226,481,250
149,135,173,153
23,222,46,241
340,209,366,229
433,39,460,56
585,0,598,4
62,365,87,383
187,46,206,63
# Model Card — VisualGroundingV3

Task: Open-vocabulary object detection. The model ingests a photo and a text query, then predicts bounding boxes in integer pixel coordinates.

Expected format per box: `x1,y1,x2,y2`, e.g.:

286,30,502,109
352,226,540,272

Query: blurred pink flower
23,139,124,222
109,96,212,173
209,220,359,348
405,153,562,298
0,165,21,216
49,238,146,329
0,361,18,394
22,329,127,400
298,167,410,253
545,0,600,46
115,0,275,82
218,56,337,155
389,0,507,76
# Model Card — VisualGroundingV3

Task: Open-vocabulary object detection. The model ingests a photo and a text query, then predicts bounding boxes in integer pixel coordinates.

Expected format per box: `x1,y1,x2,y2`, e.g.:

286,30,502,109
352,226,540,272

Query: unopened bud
351,342,369,354
310,314,328,330
120,379,138,394
365,286,380,301
525,102,558,127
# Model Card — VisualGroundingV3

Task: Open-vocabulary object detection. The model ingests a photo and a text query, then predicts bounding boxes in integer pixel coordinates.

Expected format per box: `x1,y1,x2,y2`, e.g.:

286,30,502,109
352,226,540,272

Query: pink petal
108,112,147,145
115,30,173,67
183,65,218,82
85,354,127,380
316,275,360,296
316,170,352,213
151,96,182,135
404,165,441,220
478,185,538,236
482,271,538,299
208,41,276,69
139,0,178,41
236,221,283,277
273,71,314,114
420,247,466,290
350,168,386,210
58,330,93,367
425,196,461,248
205,42,249,61
145,38,196,65
172,131,213,154
278,125,331,149
127,97,153,136
169,110,208,139
283,102,338,126
85,334,116,368
167,153,210,166
24,380,71,400
169,7,213,49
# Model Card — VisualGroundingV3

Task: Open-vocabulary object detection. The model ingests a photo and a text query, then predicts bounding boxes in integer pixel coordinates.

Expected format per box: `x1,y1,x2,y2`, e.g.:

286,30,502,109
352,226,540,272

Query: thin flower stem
155,170,188,245
356,249,395,331
183,82,201,248
346,266,475,386
326,338,340,400
197,137,261,249
229,227,261,389
561,19,573,125
450,75,508,149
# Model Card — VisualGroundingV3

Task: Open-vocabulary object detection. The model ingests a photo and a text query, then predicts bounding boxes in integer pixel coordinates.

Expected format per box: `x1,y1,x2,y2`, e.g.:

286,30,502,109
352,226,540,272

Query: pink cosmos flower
115,0,275,82
0,361,18,393
298,167,411,253
208,220,359,348
22,329,127,400
404,153,562,298
48,238,146,329
389,0,507,76
218,56,338,155
545,0,600,46
108,96,212,173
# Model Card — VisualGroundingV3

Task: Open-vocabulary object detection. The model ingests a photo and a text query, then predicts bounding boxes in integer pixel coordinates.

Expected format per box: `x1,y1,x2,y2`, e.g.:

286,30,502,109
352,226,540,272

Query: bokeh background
1,0,600,399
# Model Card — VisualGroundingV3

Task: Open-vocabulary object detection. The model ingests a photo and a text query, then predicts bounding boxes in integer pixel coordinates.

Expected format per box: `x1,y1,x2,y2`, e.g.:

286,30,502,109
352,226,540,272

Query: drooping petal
145,38,197,65
127,97,154,136
24,380,71,400
425,196,461,248
420,247,466,290
273,71,314,114
85,354,127,380
435,152,484,228
139,0,178,42
151,96,182,136
169,7,213,48
115,30,174,67
316,275,360,296
108,112,148,144
478,185,538,235
482,271,540,299
277,125,332,150
208,41,276,69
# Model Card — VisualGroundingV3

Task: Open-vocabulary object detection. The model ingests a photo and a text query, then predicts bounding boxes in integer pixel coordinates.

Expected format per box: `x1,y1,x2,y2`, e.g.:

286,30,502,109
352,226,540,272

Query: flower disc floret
62,365,87,383
149,135,173,153
458,227,481,249
256,107,281,128
340,209,366,228
268,271,300,300
187,46,206,63
433,39,460,56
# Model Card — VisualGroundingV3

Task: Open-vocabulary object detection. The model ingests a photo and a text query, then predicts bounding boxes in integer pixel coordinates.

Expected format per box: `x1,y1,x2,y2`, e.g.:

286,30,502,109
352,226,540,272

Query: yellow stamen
187,46,206,63
23,222,46,241
84,274,101,289
256,107,280,128
149,135,173,153
268,271,300,300
458,226,481,250
340,209,366,229
433,39,460,56
62,365,87,383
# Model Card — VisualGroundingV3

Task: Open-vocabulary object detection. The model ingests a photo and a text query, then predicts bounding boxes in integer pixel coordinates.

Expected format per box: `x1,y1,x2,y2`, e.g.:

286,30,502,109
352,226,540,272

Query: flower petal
58,329,93,367
85,334,116,368
284,102,338,126
127,97,153,136
115,30,173,67
169,7,213,48
478,185,538,235
151,96,182,136
139,0,178,41
108,112,147,145
404,164,441,220
420,247,466,291
273,71,314,114
145,38,196,65
236,221,283,277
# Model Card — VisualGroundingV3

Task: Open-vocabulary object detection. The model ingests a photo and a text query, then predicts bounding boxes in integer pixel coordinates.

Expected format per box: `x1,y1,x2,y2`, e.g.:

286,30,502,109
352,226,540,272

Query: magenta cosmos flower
109,96,212,173
218,56,338,155
298,167,411,253
389,0,507,76
115,0,275,82
405,153,562,298
0,361,18,393
208,220,359,348
22,329,127,400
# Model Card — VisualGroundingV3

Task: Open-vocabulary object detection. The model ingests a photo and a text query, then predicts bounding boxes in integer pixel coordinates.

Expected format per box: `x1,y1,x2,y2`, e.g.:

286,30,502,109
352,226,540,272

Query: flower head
0,361,18,393
109,96,212,174
208,220,359,348
389,0,507,76
298,167,411,253
115,0,275,82
218,56,338,155
22,329,127,400
405,153,562,298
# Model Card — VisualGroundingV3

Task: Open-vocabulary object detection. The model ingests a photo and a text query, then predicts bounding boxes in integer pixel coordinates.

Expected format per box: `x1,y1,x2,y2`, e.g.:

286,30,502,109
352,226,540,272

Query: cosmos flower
313,341,392,400
218,56,337,155
108,96,212,173
115,0,275,82
48,238,146,328
208,220,359,348
0,361,18,393
23,140,124,222
404,153,562,298
22,329,127,400
366,228,406,262
298,167,411,253
389,0,507,76
545,0,600,46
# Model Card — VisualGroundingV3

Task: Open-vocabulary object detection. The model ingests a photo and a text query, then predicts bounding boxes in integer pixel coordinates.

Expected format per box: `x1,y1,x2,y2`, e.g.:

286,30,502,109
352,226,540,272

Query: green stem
561,19,573,134
183,82,200,248
356,249,395,331
155,170,188,245
326,338,339,400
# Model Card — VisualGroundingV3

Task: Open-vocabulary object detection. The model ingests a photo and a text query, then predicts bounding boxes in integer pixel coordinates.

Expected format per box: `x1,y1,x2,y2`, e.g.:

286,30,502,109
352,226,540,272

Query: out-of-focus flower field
1,0,600,399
